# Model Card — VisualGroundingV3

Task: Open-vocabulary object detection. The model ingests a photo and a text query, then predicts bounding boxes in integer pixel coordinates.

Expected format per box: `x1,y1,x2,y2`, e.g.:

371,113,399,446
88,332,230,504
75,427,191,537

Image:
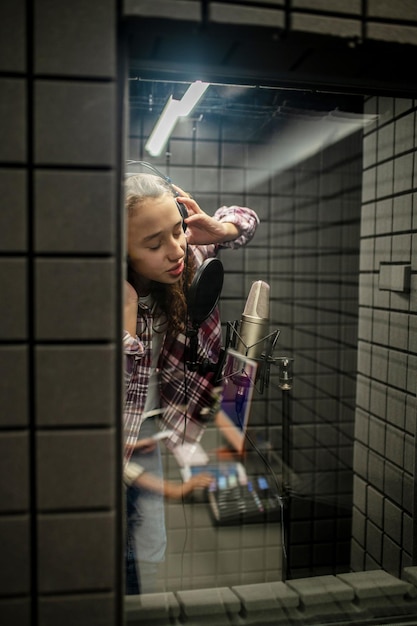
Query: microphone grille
243,280,270,319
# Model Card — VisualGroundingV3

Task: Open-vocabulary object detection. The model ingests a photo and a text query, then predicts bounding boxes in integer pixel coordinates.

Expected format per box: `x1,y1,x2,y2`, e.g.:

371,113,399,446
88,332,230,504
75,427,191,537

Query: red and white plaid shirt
123,205,259,464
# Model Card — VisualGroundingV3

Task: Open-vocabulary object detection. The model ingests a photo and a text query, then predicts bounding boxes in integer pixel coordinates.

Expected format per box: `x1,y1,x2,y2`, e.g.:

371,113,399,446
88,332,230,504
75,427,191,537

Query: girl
123,173,259,593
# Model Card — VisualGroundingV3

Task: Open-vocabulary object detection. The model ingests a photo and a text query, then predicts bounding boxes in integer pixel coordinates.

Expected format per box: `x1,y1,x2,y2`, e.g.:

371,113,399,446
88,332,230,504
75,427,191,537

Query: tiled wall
127,92,362,586
0,1,123,625
124,0,417,45
269,132,362,578
352,96,417,577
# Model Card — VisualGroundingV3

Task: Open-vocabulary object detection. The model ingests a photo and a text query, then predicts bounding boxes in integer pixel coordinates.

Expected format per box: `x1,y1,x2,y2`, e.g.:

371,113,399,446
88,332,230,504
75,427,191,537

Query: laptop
178,348,258,477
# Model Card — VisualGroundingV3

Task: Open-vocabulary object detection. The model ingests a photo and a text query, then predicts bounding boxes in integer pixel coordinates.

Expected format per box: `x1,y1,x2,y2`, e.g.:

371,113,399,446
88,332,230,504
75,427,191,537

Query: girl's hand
173,186,239,245
124,280,139,306
124,280,139,336
164,472,214,499
181,472,214,495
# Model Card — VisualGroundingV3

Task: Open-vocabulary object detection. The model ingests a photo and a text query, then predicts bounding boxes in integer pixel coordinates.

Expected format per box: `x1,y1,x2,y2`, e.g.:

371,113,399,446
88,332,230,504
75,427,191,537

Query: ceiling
125,17,417,98
125,16,416,149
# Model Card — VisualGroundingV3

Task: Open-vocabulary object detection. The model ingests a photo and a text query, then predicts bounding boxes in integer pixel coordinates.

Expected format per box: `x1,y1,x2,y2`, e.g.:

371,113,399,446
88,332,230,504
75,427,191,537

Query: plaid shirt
123,205,259,464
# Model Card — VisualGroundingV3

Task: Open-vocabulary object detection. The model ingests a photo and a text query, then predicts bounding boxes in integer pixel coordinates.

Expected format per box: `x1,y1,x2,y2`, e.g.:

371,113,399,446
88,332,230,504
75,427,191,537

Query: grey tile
241,547,266,573
168,166,193,194
376,160,394,198
385,424,404,466
366,485,383,521
36,344,116,427
0,598,31,626
366,519,382,563
351,507,366,545
194,168,220,193
176,587,239,618
286,574,354,604
39,594,116,626
384,461,403,507
394,114,415,155
370,345,388,383
35,258,116,340
402,515,413,555
0,0,26,72
367,450,384,492
37,512,115,592
404,435,415,476
388,349,408,391
0,259,27,339
382,534,401,576
0,346,28,427
196,140,221,167
372,309,389,345
0,78,26,163
36,429,116,510
369,382,387,422
0,169,27,252
125,593,181,623
0,432,29,512
394,153,414,194
0,515,30,594
395,99,414,116
35,170,116,253
384,499,402,545
220,168,245,194
361,167,376,203
402,473,414,515
337,569,412,600
34,0,115,77
168,138,193,165
363,132,377,168
191,550,217,577
368,415,386,455
34,81,116,166
386,387,406,429
377,122,394,161
392,232,411,263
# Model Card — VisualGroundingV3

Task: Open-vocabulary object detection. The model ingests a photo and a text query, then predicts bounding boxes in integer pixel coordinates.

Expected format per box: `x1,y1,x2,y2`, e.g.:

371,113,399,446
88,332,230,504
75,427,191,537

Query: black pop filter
187,258,224,327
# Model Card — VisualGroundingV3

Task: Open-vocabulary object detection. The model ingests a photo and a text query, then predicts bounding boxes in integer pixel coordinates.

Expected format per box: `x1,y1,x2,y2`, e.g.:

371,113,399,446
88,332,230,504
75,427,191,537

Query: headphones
126,161,188,232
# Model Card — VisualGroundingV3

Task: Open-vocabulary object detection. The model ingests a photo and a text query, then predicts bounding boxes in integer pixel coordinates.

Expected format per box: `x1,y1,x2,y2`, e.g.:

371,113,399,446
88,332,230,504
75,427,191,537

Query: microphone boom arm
224,321,293,393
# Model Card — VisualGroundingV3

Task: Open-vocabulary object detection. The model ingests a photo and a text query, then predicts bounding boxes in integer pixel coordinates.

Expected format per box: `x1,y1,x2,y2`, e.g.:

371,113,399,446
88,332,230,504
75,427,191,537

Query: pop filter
187,258,224,327
186,258,224,373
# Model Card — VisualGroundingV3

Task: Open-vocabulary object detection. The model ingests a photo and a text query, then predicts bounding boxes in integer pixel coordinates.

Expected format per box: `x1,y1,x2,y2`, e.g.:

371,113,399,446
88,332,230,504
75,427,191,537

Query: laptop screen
215,348,258,455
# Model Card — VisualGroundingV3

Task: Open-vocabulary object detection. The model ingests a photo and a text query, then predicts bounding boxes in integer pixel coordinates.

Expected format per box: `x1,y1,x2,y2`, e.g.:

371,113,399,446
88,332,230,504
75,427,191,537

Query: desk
156,432,284,592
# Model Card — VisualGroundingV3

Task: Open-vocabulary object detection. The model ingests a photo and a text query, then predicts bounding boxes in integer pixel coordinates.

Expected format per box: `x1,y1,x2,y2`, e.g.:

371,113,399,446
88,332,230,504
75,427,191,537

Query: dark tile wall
269,133,363,578
0,1,123,625
352,95,417,577
127,94,362,586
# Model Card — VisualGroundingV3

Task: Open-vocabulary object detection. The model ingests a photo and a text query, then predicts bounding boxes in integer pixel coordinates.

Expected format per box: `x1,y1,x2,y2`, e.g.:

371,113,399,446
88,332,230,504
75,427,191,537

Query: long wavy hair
125,173,196,336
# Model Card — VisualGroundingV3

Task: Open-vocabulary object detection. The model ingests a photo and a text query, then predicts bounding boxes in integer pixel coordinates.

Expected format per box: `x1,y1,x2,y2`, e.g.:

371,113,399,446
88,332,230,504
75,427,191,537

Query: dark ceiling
125,17,417,98
125,17,417,145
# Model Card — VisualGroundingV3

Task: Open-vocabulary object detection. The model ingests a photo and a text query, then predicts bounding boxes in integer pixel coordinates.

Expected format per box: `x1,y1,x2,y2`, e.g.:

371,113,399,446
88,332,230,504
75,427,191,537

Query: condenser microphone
236,280,270,359
232,281,270,413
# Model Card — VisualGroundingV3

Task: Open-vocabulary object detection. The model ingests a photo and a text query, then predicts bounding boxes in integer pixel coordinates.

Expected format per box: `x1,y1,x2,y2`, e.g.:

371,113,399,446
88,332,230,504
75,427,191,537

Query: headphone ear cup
176,201,188,232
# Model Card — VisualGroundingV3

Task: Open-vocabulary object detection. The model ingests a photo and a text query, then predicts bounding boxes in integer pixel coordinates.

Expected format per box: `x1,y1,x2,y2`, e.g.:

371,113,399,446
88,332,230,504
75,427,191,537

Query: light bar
145,81,209,157
177,80,209,116
144,96,181,157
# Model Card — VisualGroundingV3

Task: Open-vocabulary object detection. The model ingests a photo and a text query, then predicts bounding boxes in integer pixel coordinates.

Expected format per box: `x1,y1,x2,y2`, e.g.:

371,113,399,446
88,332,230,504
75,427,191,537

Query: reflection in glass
126,78,416,624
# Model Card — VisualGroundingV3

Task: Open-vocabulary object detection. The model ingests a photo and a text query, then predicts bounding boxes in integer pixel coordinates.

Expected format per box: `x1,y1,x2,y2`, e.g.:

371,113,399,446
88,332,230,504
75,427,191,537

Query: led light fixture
145,81,209,157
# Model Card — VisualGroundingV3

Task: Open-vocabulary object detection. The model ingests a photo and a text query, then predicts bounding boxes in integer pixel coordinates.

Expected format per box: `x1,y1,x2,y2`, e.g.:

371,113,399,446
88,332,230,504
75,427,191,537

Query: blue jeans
125,417,167,594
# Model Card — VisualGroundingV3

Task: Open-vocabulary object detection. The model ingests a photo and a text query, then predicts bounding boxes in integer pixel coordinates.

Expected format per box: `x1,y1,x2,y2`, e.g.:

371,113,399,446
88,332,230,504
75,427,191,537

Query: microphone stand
186,323,228,381
187,314,294,581
278,358,293,582
225,321,294,581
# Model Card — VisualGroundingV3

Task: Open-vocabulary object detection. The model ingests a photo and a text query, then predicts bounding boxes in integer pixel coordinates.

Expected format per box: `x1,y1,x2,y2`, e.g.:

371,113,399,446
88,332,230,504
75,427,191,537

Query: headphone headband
126,161,188,231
